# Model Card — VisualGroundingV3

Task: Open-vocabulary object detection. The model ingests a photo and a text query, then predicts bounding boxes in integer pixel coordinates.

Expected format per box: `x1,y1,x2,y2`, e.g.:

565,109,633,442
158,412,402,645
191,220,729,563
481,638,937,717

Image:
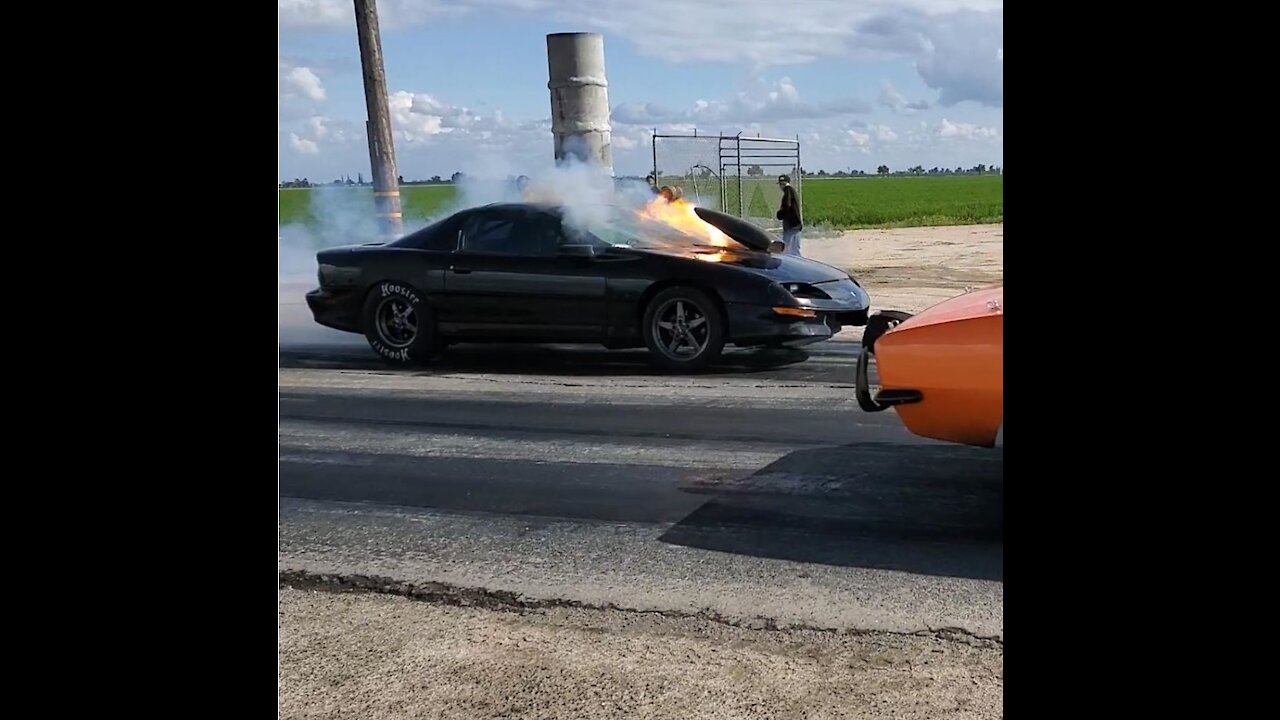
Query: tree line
280,165,1002,189
746,164,1002,178
280,172,468,189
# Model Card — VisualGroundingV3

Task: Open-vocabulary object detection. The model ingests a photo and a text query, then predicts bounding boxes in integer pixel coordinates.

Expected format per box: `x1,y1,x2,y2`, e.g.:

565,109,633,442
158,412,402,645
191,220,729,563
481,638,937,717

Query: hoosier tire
361,281,442,366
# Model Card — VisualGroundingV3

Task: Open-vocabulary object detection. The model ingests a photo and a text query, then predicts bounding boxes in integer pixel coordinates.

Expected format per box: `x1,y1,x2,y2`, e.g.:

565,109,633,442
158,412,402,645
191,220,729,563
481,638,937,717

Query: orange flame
635,197,733,248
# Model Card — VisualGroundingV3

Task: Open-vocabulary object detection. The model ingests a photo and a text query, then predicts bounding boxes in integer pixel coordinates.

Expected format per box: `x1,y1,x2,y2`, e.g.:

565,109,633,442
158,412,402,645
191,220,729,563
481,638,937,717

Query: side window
388,216,459,251
460,215,517,254
419,217,459,251
512,214,562,256
461,212,559,257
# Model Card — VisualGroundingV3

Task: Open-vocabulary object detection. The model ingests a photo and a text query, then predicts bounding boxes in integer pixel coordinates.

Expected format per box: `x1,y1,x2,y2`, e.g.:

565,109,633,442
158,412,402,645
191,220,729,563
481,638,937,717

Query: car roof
476,202,561,213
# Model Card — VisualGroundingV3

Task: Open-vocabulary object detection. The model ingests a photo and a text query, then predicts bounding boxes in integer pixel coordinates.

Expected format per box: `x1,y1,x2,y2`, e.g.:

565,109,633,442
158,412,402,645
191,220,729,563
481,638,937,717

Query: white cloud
491,1,1000,67
878,82,930,114
289,132,320,155
388,91,494,141
760,115,1001,172
282,66,325,102
281,1,1002,106
614,77,870,127
294,89,560,174
279,61,328,122
937,118,998,139
308,116,328,139
873,124,899,142
307,116,359,145
282,114,360,161
279,0,349,27
911,11,1003,106
279,0,463,28
283,114,1001,181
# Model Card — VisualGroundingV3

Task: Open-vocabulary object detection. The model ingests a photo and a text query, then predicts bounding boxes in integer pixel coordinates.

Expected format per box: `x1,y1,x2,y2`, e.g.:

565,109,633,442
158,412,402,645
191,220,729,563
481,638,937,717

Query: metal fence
652,131,801,227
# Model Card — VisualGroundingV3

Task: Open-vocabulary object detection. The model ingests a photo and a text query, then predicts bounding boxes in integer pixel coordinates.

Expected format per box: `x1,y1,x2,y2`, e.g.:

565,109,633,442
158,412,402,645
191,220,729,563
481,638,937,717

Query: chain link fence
652,132,801,228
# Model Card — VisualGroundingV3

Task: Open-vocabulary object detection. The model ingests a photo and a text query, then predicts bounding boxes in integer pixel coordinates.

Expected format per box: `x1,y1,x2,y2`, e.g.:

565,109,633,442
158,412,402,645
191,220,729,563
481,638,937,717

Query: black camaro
306,202,871,372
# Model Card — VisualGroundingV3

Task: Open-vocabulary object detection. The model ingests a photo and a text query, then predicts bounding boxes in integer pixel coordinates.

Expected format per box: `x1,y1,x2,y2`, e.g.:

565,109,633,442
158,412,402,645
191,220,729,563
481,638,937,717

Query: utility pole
353,0,403,237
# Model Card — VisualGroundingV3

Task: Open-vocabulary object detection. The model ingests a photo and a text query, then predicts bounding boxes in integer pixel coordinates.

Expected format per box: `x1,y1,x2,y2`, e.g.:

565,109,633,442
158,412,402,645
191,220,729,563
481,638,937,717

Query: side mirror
558,243,597,258
768,240,785,254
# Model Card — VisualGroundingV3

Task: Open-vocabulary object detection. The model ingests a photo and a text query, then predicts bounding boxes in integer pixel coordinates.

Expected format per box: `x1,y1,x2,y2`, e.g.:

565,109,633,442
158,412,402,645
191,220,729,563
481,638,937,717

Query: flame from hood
635,197,734,248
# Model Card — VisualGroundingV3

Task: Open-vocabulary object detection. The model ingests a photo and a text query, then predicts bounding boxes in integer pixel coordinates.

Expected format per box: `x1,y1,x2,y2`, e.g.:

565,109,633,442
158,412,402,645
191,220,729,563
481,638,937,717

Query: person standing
776,174,803,256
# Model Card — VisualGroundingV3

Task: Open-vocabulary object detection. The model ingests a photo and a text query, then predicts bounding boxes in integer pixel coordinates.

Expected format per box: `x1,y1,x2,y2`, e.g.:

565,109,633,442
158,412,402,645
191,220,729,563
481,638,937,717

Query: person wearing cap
775,174,803,256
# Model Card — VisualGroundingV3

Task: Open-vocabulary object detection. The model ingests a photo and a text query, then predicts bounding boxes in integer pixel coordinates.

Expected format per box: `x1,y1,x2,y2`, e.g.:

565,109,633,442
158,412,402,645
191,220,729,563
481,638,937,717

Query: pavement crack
279,569,1002,649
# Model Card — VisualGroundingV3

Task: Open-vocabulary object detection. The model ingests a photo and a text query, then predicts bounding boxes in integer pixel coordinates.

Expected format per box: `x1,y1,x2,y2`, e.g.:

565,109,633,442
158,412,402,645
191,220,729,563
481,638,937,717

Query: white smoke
426,154,661,236
278,185,428,346
278,156,709,347
279,186,385,284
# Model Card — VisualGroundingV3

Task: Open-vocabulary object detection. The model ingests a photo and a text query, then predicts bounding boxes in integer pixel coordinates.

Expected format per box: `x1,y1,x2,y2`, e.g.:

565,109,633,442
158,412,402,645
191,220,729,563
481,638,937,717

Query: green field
278,175,1002,231
767,176,1001,229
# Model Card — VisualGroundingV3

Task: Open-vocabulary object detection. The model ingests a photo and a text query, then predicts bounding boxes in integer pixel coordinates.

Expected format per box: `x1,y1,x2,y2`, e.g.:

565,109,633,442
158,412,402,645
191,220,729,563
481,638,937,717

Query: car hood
692,207,774,251
624,244,853,284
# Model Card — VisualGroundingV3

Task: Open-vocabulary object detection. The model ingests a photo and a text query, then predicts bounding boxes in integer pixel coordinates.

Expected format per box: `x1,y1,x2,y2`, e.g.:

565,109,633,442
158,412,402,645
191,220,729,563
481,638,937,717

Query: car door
441,208,608,340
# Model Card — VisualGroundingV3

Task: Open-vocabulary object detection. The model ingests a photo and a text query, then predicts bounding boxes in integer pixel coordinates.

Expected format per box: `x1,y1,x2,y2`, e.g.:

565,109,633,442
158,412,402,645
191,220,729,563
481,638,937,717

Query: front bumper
305,287,363,334
855,310,919,411
726,302,867,347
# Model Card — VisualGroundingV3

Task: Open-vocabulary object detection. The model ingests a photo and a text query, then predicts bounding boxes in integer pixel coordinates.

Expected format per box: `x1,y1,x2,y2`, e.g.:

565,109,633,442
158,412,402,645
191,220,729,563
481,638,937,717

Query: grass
798,176,1003,228
279,185,457,229
278,175,1002,231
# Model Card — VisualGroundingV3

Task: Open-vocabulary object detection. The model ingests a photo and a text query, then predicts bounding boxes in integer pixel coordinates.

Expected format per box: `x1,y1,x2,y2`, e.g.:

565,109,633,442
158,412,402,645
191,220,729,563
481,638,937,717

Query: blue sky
279,0,1003,181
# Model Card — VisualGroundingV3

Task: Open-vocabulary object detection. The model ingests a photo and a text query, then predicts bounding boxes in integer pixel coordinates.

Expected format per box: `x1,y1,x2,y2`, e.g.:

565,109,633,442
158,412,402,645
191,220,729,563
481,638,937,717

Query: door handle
450,267,473,274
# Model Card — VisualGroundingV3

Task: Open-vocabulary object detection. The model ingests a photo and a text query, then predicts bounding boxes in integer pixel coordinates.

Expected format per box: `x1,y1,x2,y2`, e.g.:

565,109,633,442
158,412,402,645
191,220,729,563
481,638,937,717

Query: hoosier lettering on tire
361,282,441,366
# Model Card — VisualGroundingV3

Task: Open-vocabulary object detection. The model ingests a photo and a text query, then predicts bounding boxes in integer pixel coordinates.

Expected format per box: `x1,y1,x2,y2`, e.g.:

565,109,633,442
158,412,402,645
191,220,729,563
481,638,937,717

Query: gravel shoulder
280,586,1002,720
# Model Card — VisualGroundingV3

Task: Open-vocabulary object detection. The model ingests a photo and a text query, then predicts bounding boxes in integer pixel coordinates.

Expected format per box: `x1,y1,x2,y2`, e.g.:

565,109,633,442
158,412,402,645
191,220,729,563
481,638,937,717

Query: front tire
361,281,440,366
642,286,725,373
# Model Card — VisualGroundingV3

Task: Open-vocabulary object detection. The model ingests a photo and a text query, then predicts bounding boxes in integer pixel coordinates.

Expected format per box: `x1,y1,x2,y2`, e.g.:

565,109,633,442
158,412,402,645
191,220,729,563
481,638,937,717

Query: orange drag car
855,286,1003,447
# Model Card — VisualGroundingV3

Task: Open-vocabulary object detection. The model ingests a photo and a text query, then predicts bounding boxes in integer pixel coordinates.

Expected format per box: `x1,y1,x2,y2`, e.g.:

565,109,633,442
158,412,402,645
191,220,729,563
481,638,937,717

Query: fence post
736,132,743,219
719,135,727,211
796,134,802,212
651,128,658,181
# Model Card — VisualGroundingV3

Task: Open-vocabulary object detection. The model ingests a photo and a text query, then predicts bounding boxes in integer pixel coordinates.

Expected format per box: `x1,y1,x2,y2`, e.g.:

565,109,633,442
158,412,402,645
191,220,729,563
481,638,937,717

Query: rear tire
361,281,442,366
642,286,725,373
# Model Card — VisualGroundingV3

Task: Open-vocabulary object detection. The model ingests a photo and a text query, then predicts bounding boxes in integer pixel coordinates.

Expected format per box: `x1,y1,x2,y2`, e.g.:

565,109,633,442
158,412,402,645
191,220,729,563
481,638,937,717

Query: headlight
782,283,831,300
767,282,794,304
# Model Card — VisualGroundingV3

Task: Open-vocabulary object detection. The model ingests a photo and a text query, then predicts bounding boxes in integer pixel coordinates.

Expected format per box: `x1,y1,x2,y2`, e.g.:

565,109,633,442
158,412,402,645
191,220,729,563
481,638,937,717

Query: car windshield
564,205,718,251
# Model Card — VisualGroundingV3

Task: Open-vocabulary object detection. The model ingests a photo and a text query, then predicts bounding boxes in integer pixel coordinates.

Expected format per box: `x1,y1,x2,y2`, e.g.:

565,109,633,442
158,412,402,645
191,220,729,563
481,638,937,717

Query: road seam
279,569,1003,648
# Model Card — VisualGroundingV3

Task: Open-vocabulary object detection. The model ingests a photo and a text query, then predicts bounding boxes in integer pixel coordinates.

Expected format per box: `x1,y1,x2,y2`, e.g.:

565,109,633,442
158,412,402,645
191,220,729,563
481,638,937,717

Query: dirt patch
803,224,1003,319
280,587,1003,720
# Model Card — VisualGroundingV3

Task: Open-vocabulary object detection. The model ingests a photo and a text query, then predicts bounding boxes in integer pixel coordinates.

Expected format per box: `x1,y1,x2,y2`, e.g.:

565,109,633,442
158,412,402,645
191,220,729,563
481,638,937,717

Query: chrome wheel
375,297,417,348
652,298,711,362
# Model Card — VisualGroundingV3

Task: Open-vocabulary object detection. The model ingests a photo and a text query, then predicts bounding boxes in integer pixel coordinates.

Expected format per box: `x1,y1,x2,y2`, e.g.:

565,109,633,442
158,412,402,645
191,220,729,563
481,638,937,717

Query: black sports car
305,202,871,372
